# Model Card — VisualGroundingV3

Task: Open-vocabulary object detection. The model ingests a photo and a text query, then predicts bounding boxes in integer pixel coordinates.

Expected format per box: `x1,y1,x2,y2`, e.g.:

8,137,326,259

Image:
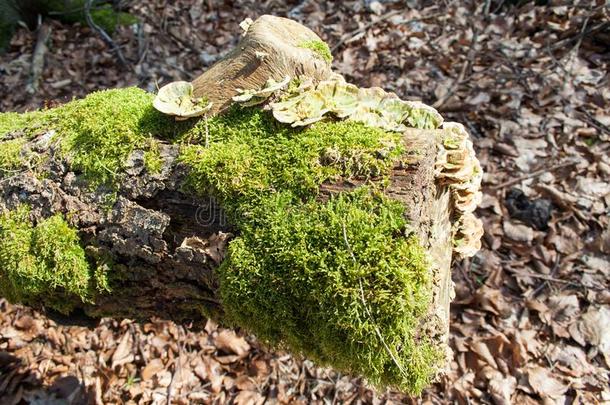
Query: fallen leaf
111,332,134,369
526,366,568,399
141,358,164,381
570,306,610,367
503,220,534,243
214,330,250,357
234,390,265,405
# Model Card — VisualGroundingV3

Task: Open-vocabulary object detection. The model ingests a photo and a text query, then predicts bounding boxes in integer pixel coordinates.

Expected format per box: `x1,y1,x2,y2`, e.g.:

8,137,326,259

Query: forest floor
0,0,609,404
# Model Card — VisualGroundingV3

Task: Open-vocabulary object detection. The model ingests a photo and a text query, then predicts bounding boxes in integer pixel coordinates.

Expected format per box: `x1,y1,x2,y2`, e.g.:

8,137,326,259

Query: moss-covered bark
0,16,475,394
0,87,454,393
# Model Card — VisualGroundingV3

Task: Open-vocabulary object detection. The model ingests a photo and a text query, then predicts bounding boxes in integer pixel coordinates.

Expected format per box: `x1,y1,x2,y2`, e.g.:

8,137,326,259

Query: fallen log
0,15,482,394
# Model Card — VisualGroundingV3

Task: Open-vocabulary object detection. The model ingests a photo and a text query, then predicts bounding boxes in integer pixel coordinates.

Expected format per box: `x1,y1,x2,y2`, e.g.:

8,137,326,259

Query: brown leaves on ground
1,0,610,403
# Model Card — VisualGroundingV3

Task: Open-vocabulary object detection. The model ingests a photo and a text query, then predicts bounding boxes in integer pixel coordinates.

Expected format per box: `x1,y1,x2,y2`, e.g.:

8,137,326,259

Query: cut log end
191,15,333,114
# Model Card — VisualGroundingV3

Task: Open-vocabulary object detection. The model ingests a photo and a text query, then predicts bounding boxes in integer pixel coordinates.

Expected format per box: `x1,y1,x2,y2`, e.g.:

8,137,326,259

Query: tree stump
0,15,482,393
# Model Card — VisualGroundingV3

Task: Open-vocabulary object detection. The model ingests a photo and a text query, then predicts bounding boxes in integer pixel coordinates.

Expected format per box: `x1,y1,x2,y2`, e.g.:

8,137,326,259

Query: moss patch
298,39,333,64
55,88,166,186
0,206,110,314
220,188,440,392
0,138,26,177
180,106,402,204
0,111,45,140
0,88,173,187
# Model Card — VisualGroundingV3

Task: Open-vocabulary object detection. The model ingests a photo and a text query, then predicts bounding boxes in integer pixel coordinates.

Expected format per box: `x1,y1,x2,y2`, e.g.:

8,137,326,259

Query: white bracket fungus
153,81,212,121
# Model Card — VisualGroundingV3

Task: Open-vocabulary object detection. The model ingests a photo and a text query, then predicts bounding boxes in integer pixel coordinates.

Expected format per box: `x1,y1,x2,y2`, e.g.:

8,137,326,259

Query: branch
84,0,129,68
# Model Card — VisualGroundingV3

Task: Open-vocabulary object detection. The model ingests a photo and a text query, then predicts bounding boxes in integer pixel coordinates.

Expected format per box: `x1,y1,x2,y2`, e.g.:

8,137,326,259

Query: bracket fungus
232,76,291,106
232,75,444,132
153,81,212,121
436,122,484,257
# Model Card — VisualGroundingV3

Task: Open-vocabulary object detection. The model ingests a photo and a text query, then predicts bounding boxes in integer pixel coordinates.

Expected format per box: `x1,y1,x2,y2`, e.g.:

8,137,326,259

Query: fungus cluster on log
0,15,482,393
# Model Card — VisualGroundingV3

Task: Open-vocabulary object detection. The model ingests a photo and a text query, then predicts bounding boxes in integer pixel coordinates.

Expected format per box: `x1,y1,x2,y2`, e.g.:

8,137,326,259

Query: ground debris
1,0,609,403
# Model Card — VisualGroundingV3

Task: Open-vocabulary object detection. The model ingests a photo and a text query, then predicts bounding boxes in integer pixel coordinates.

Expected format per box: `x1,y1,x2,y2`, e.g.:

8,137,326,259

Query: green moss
89,6,139,32
0,138,26,177
180,106,401,205
0,88,174,187
298,39,333,64
43,1,138,33
143,139,164,174
53,88,162,186
0,206,110,314
0,111,45,140
219,188,441,392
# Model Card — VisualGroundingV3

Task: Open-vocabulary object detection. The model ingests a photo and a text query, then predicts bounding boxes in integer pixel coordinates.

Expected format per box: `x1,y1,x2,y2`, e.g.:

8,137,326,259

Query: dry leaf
234,390,265,405
570,306,610,367
527,366,568,399
111,332,134,369
214,330,250,357
141,359,164,381
503,220,534,243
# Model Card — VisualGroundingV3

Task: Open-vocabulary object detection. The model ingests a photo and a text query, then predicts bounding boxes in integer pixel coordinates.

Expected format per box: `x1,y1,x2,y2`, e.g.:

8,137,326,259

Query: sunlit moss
0,111,45,140
0,88,174,187
0,138,25,177
219,188,441,393
144,139,164,174
298,39,333,63
0,206,110,314
180,106,402,204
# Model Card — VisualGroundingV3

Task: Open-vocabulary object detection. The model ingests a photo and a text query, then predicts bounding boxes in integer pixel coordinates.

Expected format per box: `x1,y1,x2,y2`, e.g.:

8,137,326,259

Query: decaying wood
0,14,454,366
191,15,333,114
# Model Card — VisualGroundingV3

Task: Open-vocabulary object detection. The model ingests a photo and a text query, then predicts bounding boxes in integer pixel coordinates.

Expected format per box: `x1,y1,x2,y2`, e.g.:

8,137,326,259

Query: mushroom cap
453,212,484,258
153,81,212,119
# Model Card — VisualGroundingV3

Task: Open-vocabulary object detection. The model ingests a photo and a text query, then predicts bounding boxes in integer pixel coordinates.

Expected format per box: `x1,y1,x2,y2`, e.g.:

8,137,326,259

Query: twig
331,11,442,52
577,106,610,136
489,160,578,190
505,268,569,284
549,20,609,52
84,0,129,68
27,19,51,95
531,253,561,298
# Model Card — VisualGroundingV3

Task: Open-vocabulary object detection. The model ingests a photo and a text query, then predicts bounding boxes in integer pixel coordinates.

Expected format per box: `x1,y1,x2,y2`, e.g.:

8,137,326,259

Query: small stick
489,160,578,191
27,19,51,95
84,0,128,68
531,253,561,298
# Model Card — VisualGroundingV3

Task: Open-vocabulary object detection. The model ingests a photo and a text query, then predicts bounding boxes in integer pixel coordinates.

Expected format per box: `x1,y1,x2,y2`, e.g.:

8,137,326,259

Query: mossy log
0,16,483,394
